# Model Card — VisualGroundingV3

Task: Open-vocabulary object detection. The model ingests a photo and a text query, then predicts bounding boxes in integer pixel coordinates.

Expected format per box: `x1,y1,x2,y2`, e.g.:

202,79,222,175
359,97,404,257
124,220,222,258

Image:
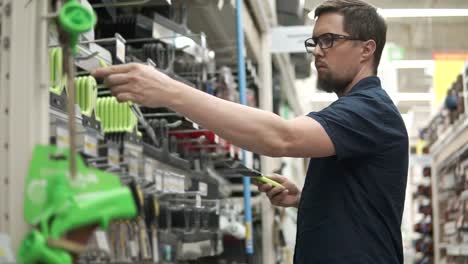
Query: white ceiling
304,0,468,59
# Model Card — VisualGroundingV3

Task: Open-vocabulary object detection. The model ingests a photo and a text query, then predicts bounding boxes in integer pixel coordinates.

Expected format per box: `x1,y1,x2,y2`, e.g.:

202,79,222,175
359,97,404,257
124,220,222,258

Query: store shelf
410,154,432,165
50,34,113,72
430,115,468,262
430,117,468,155
442,244,468,256
75,43,113,72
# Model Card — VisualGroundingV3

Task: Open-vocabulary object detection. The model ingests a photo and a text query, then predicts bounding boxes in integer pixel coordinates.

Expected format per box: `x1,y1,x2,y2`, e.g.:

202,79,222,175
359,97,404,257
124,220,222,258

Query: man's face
312,12,363,94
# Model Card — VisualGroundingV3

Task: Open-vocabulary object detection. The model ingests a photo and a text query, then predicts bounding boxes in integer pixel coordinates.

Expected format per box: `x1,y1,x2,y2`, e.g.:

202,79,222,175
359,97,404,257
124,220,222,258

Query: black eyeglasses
304,33,364,53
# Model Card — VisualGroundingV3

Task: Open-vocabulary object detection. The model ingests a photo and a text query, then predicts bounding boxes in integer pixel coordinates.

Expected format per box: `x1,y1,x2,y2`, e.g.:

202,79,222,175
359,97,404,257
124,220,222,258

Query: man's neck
336,68,374,97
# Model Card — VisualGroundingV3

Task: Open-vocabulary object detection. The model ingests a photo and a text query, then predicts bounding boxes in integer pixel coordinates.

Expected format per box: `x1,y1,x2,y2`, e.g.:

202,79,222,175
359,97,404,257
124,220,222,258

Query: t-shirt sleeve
308,95,394,160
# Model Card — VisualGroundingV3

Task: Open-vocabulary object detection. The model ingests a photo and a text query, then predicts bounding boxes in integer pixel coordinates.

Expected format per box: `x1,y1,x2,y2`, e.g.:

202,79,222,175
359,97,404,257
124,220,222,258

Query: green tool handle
18,231,72,264
74,76,97,117
252,176,284,188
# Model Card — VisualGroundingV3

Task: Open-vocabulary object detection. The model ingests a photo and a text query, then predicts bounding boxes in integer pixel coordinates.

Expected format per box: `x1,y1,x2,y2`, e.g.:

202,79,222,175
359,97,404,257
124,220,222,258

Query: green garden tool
18,2,139,264
18,145,138,264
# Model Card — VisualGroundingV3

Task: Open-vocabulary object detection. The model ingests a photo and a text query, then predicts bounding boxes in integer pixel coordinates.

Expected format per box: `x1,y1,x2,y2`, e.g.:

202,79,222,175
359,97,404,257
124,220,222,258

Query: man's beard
317,72,350,94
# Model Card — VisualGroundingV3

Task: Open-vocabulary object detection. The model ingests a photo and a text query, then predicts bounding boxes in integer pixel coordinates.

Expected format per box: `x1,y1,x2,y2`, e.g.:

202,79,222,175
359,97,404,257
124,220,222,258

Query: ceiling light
307,9,468,19
378,9,468,18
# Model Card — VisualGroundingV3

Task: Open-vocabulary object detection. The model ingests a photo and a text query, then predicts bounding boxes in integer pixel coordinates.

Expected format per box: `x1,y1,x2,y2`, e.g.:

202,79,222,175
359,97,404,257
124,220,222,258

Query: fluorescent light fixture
391,60,434,69
308,9,468,19
378,9,468,18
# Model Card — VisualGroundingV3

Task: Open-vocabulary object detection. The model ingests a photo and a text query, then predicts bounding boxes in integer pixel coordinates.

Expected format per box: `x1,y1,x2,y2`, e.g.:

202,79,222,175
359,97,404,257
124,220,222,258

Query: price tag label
195,194,201,208
84,132,98,157
447,245,460,256
108,147,120,168
229,145,235,158
215,200,220,215
56,125,69,149
461,245,468,256
95,230,110,253
172,173,185,193
152,229,160,262
115,33,126,63
144,158,154,182
199,182,208,196
0,233,14,262
129,240,138,258
155,170,163,192
245,151,253,169
128,155,139,178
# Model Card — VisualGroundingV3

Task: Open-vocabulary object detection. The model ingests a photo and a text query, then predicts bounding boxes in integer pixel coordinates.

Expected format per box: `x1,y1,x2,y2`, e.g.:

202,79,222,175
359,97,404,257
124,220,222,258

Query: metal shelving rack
430,66,468,264
0,1,304,263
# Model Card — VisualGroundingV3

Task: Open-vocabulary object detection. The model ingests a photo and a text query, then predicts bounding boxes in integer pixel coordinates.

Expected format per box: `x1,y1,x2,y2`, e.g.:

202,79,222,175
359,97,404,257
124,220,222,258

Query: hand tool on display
49,47,68,95
225,161,284,188
131,103,160,147
18,2,138,263
98,61,160,147
96,97,137,133
73,75,97,117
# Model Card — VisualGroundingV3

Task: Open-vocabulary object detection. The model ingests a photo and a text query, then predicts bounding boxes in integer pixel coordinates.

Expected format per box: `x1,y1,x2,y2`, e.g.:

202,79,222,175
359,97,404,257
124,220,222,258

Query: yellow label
137,187,144,208
245,222,251,241
0,248,5,257
154,198,160,217
432,52,467,109
415,139,427,155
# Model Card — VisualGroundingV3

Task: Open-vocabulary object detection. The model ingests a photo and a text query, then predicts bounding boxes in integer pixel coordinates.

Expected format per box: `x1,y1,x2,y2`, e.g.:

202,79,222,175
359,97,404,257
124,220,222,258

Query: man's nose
312,44,324,57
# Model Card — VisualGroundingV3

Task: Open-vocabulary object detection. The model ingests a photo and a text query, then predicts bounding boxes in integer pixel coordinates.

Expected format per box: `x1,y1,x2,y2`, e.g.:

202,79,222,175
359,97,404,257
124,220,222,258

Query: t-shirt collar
348,76,381,95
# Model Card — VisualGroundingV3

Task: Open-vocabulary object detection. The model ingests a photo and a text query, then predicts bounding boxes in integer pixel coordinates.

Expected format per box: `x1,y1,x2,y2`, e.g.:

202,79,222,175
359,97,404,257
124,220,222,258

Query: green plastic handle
95,96,140,133
75,76,97,117
49,48,57,87
253,176,284,188
105,97,111,132
49,48,67,95
117,101,123,131
88,76,97,116
18,231,72,264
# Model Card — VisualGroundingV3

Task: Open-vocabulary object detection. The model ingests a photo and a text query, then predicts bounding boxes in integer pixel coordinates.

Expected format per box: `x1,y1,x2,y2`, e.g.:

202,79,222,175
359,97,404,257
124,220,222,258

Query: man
92,0,408,263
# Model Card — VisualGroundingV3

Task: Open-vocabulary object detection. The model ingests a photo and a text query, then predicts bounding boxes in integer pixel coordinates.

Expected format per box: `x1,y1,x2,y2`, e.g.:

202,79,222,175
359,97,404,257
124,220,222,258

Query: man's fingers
267,174,288,183
105,73,131,87
115,92,138,103
258,183,273,193
109,84,133,97
91,63,138,78
266,187,286,200
271,190,289,205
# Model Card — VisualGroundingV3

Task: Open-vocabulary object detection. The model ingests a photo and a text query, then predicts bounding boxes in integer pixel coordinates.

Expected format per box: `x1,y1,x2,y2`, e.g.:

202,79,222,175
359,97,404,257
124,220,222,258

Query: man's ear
361,39,376,63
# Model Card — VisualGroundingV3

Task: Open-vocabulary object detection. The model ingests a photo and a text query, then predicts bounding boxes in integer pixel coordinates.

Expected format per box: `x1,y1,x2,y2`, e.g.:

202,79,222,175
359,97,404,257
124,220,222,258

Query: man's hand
91,63,176,108
255,174,301,208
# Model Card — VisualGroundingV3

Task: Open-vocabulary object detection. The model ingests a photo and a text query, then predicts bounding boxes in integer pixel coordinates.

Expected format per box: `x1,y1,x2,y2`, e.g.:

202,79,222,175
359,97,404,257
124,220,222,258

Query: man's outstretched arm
93,63,335,158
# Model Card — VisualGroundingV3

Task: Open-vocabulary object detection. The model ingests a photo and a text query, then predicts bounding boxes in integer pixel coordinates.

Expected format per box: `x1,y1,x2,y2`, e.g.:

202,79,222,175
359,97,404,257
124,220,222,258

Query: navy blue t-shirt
294,76,408,264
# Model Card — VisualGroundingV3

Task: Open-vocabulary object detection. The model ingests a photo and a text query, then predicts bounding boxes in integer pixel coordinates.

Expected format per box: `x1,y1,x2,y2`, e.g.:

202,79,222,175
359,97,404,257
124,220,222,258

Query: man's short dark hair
314,0,387,74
